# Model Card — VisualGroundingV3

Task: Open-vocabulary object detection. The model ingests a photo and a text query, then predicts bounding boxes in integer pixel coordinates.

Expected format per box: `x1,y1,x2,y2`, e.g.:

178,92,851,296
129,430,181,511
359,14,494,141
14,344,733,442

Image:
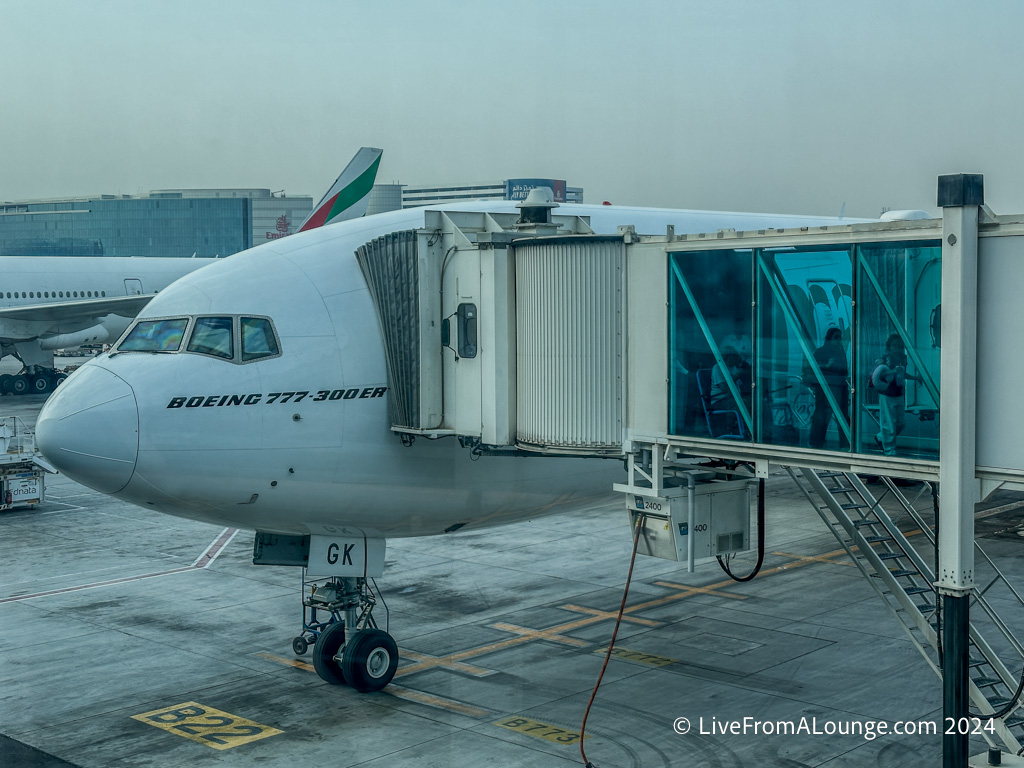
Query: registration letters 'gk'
327,542,354,565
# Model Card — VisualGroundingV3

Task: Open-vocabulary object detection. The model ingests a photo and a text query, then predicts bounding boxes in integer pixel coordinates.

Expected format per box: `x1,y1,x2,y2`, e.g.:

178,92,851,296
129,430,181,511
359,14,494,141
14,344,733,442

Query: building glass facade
0,189,312,259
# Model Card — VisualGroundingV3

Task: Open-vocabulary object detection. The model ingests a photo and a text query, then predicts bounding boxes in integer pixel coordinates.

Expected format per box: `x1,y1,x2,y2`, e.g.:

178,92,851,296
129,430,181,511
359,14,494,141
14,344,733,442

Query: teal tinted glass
669,250,754,440
855,241,941,459
757,247,853,451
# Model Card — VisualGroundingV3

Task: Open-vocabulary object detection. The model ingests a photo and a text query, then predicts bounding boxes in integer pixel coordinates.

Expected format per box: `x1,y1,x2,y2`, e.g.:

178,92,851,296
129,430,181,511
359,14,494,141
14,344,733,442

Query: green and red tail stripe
298,148,383,232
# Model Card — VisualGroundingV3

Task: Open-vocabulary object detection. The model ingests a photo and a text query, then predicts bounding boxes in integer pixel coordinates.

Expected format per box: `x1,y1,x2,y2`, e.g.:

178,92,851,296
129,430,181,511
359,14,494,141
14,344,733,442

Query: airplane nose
36,365,139,494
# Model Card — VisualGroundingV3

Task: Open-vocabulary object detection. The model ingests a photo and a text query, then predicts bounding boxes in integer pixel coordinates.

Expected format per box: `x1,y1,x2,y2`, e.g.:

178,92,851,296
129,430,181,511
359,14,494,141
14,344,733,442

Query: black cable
717,478,765,582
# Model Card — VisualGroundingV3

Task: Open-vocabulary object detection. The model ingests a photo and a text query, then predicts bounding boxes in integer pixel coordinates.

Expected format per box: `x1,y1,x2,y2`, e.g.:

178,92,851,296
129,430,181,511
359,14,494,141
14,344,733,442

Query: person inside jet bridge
808,327,850,450
871,334,921,456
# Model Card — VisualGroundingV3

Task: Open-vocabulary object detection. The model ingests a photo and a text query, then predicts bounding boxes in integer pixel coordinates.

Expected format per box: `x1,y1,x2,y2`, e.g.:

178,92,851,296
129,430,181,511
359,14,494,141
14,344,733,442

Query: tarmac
3,391,1024,767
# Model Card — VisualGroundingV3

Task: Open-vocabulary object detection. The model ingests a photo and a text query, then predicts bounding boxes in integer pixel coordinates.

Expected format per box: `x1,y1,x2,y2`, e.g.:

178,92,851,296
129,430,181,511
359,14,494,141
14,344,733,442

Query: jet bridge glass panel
668,249,754,441
668,239,940,460
758,246,853,451
855,241,941,459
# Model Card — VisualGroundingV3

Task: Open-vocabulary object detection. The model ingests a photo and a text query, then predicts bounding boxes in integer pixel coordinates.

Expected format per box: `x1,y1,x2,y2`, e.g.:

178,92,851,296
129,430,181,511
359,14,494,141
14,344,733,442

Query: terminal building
366,178,583,215
0,178,583,256
0,189,313,259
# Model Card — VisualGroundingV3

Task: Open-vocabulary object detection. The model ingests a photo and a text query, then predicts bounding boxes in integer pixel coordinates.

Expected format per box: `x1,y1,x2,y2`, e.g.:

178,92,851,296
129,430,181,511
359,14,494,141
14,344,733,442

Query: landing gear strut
300,577,397,692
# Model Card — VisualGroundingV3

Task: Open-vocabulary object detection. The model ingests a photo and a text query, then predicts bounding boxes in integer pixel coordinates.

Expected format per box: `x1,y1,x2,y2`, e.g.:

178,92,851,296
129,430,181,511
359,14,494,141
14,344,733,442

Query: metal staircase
788,467,1024,753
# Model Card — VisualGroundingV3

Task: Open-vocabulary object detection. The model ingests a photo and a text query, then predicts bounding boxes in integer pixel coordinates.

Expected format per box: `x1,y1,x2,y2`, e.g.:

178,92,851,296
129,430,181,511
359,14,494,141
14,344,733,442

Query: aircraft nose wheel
312,622,347,685
342,628,398,692
302,575,394,691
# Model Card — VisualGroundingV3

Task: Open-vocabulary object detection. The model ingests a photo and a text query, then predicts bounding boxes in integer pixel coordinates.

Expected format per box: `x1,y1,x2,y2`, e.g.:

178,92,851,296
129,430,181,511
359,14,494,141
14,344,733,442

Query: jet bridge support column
937,173,982,768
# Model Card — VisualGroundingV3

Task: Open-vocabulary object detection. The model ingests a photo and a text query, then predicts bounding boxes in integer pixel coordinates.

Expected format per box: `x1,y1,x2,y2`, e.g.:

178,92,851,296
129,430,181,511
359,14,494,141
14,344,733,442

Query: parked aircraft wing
0,294,153,323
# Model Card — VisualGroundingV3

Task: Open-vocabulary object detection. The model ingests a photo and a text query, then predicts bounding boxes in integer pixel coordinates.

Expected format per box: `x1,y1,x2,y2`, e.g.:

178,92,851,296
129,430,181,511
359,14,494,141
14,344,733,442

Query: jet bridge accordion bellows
514,238,625,451
356,217,626,454
355,230,421,431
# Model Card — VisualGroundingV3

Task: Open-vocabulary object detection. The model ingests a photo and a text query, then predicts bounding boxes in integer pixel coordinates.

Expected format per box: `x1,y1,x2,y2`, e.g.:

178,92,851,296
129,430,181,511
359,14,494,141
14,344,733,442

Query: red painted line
0,528,239,605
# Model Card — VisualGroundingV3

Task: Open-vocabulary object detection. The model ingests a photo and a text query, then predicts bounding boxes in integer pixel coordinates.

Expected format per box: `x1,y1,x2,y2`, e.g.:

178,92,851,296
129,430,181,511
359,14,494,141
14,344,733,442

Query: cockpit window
241,317,280,361
187,316,234,359
118,318,189,352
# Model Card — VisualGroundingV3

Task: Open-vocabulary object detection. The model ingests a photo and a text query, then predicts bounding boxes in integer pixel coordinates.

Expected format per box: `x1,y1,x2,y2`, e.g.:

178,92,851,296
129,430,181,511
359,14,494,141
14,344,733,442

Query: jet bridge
355,186,1024,486
356,177,1024,762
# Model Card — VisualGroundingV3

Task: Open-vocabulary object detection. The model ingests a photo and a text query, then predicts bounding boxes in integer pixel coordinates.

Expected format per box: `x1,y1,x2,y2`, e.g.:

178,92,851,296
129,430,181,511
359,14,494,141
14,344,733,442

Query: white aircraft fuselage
36,202,858,539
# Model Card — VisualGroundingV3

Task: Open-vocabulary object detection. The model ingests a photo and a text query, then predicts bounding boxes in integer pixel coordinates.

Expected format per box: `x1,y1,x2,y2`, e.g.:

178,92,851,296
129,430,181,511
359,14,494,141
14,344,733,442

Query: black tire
11,376,29,395
292,636,309,656
31,375,52,394
53,373,68,388
341,629,398,692
0,375,12,394
311,622,347,685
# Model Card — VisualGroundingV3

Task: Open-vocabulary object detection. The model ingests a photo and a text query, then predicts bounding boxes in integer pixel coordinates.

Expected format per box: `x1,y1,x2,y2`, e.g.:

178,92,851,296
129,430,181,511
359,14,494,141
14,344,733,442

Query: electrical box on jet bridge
627,479,753,567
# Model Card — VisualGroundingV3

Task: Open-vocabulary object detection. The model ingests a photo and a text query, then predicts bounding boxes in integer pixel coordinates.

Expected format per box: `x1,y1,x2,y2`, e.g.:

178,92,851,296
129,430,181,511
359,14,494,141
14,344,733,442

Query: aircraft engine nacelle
39,324,110,351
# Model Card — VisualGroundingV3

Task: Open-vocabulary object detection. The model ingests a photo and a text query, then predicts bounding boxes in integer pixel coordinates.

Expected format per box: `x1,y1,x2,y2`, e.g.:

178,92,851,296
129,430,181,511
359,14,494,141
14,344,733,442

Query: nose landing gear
296,576,397,692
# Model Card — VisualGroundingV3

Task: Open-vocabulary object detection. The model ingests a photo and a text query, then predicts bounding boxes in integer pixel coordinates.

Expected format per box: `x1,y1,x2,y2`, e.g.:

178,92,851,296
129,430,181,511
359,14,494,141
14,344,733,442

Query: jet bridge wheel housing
341,628,398,692
311,621,347,685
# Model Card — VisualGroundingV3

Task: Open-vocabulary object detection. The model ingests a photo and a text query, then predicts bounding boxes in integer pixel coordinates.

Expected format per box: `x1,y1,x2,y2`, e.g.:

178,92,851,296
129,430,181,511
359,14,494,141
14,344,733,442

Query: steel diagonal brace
669,258,753,434
757,254,852,445
858,256,940,405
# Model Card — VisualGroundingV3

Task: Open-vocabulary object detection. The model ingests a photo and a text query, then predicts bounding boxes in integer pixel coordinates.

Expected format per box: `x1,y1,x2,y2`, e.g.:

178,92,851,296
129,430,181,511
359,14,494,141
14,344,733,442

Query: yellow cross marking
399,649,496,677
261,544,868,692
255,652,314,671
771,550,855,567
560,604,661,627
387,684,494,718
649,581,749,600
489,622,591,647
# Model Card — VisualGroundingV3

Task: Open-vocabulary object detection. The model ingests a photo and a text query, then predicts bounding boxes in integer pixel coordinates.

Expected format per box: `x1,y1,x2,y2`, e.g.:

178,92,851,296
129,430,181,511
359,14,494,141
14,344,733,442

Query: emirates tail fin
298,147,383,232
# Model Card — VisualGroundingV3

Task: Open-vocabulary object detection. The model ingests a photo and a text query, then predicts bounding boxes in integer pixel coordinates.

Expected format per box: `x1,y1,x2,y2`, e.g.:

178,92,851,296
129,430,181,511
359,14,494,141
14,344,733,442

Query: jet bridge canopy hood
355,208,629,455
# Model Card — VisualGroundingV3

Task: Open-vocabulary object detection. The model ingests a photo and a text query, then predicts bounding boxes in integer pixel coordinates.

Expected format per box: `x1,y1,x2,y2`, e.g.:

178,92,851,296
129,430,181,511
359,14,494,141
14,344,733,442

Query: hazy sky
3,0,1023,218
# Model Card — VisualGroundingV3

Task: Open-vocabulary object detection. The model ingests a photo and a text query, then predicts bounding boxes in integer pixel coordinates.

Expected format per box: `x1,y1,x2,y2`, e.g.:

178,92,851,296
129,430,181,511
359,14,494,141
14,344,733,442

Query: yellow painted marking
771,550,855,567
400,649,496,677
255,652,314,671
489,622,590,647
561,604,661,627
395,549,849,679
131,702,282,750
254,652,494,718
493,715,581,745
597,646,677,667
651,581,749,599
259,544,864,698
387,684,494,718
